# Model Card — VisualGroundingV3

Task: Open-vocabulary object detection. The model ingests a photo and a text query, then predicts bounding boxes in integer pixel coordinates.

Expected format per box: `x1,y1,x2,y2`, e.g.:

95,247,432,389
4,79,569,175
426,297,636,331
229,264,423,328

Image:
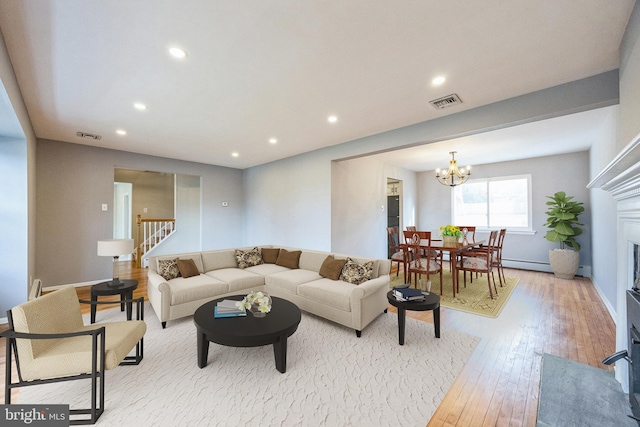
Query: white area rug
17,305,479,427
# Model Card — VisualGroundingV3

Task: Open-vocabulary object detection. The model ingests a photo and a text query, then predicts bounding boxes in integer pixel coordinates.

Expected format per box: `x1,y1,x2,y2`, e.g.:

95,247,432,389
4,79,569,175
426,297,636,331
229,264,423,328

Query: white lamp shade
97,239,134,256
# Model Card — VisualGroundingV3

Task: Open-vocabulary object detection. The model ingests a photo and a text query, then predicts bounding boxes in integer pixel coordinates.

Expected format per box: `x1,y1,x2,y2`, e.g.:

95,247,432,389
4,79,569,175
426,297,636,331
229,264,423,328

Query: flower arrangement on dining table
236,291,272,314
440,225,463,238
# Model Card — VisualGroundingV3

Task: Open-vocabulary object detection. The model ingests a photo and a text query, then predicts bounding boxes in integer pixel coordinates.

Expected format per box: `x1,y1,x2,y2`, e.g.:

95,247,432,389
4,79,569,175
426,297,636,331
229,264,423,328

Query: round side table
387,290,440,345
90,279,138,323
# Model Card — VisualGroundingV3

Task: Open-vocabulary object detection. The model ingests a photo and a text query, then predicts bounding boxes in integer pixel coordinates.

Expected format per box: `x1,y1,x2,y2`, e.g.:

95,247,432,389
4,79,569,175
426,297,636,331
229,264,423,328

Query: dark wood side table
90,279,138,323
194,295,301,373
387,290,440,345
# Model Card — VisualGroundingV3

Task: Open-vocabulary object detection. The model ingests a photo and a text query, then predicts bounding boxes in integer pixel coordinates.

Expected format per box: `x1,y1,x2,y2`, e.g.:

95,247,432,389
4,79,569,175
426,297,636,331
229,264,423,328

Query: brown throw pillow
275,249,301,269
319,255,347,281
157,258,180,281
261,248,280,264
177,258,200,278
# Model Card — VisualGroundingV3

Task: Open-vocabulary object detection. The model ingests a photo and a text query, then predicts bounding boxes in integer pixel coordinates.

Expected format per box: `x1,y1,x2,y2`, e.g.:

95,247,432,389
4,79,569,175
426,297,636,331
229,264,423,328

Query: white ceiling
0,1,634,169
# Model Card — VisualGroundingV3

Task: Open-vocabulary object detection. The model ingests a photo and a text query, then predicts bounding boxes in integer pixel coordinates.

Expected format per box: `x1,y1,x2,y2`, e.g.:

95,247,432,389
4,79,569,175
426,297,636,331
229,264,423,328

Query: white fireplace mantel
588,131,640,197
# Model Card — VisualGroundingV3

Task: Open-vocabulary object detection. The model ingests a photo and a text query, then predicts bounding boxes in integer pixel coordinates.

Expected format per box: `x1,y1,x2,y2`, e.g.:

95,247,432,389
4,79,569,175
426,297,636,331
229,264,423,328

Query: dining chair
456,226,476,243
457,229,499,299
404,231,443,294
387,227,405,277
492,228,507,287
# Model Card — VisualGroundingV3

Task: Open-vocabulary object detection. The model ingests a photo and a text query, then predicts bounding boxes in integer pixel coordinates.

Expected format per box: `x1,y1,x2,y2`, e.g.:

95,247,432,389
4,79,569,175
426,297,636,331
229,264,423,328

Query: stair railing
136,214,176,267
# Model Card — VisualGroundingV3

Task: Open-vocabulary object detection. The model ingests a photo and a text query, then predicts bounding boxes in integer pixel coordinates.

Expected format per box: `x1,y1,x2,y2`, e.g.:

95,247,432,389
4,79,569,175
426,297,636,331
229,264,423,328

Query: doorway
387,178,402,257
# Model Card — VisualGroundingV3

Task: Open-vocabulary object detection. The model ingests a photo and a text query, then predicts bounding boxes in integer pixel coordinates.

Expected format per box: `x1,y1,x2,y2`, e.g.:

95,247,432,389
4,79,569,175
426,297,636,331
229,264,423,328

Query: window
452,174,532,230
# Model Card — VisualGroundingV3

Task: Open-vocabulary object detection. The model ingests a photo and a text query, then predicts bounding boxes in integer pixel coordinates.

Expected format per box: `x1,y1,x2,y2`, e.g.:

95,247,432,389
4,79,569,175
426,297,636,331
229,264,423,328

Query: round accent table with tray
386,290,440,345
194,295,301,373
90,279,138,324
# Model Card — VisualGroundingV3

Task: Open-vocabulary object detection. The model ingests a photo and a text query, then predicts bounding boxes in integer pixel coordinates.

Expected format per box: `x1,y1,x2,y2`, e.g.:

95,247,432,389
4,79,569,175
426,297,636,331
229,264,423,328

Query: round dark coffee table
387,290,440,345
90,279,138,324
194,295,301,373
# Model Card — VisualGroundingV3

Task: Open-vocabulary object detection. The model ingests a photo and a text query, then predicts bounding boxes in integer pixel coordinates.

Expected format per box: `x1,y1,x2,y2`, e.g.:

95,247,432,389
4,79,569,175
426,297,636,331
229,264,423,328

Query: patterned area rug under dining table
390,270,519,318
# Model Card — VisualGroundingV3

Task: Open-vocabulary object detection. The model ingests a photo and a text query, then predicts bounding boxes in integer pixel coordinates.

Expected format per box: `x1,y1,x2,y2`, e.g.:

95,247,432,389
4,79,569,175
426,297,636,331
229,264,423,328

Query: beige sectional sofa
147,246,391,336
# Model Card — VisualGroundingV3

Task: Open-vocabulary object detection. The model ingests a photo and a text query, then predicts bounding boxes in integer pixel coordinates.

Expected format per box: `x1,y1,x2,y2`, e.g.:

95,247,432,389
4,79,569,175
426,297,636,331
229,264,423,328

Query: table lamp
97,239,134,287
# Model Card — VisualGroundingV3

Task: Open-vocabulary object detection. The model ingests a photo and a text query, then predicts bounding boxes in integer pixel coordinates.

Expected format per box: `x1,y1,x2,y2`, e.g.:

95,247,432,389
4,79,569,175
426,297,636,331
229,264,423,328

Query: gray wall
331,156,417,258
418,152,592,272
589,106,619,314
0,27,36,318
36,139,243,287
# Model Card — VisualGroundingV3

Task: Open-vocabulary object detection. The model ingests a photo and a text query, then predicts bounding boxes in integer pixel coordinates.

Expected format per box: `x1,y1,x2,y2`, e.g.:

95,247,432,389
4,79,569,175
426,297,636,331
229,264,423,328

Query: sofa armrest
350,275,390,300
147,271,171,322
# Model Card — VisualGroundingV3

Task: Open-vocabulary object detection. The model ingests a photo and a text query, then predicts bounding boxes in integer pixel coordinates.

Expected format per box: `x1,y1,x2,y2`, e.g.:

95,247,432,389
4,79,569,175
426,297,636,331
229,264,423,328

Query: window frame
451,174,533,232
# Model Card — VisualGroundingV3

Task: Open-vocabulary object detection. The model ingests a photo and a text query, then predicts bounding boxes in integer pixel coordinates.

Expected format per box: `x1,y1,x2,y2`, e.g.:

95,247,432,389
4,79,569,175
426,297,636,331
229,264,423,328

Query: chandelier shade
435,151,471,187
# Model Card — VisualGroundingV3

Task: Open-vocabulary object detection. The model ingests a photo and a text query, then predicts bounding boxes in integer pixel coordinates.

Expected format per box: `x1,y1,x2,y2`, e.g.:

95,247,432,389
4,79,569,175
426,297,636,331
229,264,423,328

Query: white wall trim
590,276,617,324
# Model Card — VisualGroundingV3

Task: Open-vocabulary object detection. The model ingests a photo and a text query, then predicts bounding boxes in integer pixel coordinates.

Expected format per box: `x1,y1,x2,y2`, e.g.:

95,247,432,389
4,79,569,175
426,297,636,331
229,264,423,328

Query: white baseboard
502,258,591,278
589,276,617,323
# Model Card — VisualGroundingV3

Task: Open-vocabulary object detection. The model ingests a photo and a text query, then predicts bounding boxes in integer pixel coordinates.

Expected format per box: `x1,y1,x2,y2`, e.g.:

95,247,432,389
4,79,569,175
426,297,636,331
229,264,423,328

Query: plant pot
548,249,579,279
443,236,458,246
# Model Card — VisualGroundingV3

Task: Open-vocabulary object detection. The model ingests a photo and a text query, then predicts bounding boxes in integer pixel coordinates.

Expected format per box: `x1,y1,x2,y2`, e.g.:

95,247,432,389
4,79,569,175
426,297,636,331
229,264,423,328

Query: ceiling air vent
429,93,462,110
76,131,102,140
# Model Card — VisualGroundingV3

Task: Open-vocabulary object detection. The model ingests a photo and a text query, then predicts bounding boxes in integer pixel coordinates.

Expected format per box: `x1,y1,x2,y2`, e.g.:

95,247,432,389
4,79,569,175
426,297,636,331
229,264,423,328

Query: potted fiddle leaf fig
543,191,585,279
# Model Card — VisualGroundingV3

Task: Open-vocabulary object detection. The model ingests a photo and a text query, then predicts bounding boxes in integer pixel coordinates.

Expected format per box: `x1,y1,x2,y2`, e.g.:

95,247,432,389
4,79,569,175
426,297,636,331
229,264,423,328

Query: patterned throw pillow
235,247,264,269
157,258,181,281
339,257,374,285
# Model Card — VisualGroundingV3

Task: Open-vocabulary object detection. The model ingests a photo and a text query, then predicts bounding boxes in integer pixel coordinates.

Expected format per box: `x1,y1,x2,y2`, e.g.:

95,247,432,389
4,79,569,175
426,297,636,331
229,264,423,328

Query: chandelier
435,151,471,187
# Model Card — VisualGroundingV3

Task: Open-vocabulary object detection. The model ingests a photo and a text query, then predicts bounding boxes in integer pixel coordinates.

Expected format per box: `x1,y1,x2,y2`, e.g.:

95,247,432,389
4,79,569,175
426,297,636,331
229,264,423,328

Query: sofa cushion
245,264,290,276
319,255,347,280
261,248,280,264
177,258,200,278
168,275,229,305
297,279,354,312
276,249,301,269
339,257,374,285
235,247,263,269
299,250,332,272
265,269,322,294
201,250,237,272
206,268,265,292
158,258,181,281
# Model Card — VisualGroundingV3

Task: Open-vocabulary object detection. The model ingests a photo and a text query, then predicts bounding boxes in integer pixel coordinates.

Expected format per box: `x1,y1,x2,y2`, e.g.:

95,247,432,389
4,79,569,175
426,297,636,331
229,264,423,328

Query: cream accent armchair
2,286,146,425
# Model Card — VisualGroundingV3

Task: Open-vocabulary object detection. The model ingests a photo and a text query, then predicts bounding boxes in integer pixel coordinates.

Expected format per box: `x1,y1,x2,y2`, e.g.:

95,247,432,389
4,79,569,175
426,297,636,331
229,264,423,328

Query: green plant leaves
543,191,584,251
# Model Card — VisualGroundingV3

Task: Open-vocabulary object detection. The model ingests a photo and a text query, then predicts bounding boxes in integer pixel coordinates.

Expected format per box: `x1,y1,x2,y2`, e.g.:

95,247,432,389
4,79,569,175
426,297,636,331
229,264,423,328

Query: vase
248,293,272,317
443,235,458,246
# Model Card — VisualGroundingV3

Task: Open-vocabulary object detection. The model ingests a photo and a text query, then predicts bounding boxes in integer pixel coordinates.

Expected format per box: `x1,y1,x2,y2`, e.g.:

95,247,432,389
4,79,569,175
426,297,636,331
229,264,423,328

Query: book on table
393,288,425,301
214,299,246,318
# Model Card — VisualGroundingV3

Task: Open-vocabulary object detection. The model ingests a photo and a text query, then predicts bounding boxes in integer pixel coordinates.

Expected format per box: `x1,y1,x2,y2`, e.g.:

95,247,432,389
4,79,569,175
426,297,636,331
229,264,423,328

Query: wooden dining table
402,237,486,298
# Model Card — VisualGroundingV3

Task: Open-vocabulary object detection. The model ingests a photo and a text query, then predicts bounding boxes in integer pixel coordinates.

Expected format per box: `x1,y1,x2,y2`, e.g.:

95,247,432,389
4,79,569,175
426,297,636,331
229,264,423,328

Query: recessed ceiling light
232,152,239,157
269,138,277,144
116,129,127,136
432,76,446,86
134,103,147,110
169,47,187,59
328,115,338,123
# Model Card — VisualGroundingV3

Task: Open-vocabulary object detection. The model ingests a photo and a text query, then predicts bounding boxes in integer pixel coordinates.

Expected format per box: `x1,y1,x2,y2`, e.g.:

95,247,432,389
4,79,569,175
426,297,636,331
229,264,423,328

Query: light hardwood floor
1,263,615,426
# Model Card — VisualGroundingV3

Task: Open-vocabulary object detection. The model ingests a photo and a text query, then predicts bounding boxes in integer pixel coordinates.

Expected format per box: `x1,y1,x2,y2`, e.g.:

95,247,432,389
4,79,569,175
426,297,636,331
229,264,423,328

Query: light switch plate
102,204,108,211
222,201,229,207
